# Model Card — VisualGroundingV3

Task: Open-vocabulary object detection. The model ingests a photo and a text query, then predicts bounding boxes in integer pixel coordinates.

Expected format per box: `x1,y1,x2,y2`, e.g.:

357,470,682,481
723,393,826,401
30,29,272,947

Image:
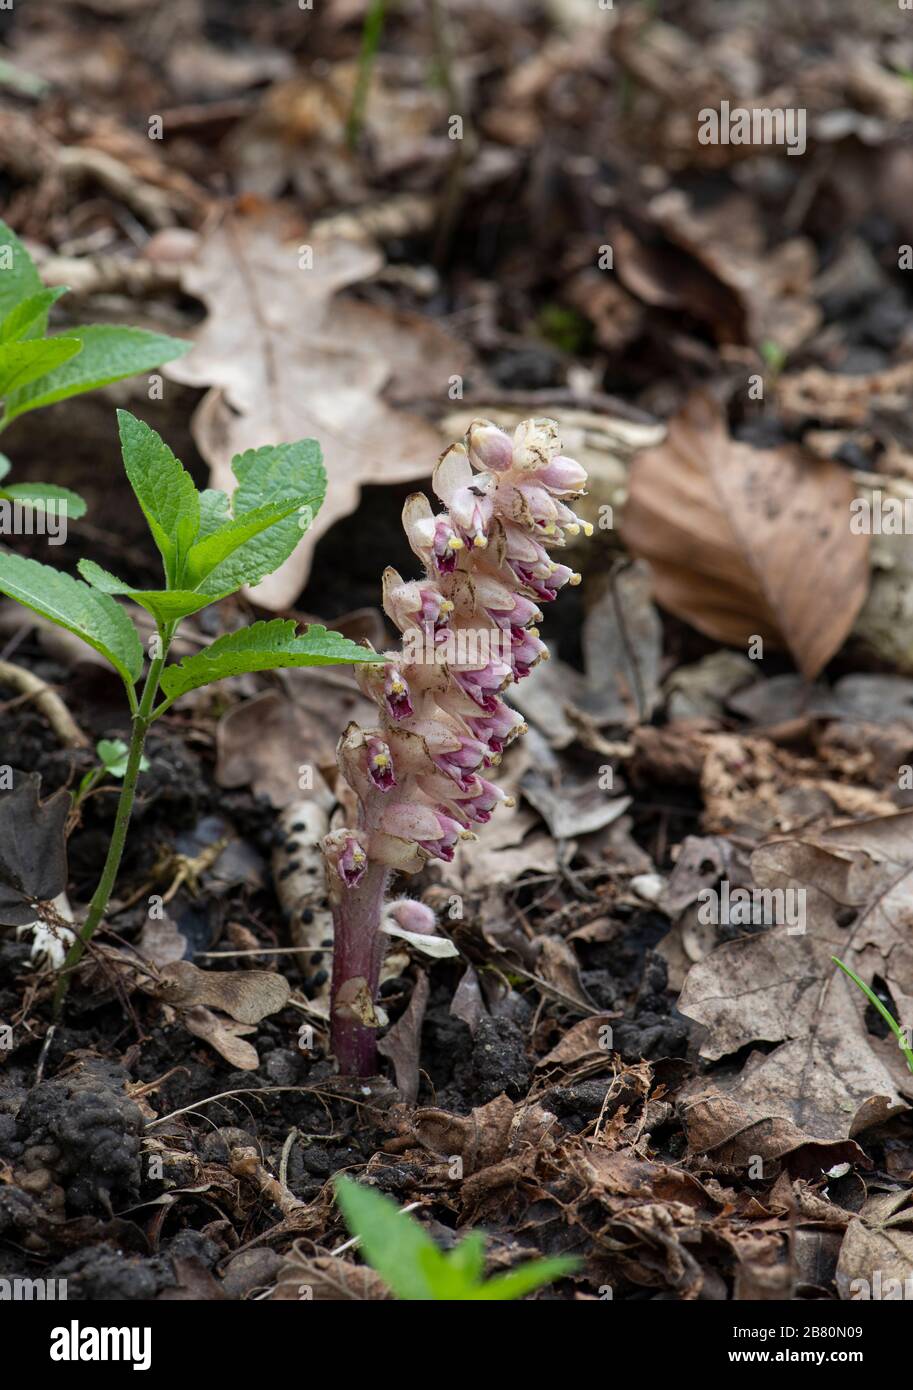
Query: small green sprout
832,956,913,1076
74,738,151,808
759,339,788,377
334,1175,578,1300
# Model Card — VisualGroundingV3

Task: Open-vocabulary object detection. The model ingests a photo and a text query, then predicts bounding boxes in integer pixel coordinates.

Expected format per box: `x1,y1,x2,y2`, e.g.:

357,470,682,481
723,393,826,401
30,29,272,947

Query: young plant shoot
335,1176,577,1299
322,416,589,1074
831,956,913,1076
0,410,379,1013
0,217,190,524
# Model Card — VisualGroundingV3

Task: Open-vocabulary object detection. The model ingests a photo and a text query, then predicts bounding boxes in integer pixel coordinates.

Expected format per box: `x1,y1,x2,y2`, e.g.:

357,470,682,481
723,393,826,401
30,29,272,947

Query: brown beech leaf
678,811,913,1141
167,204,471,607
619,393,870,679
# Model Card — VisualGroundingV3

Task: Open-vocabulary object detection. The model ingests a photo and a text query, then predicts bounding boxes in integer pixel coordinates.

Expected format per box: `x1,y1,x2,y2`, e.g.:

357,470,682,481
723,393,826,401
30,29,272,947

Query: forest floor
1,0,913,1303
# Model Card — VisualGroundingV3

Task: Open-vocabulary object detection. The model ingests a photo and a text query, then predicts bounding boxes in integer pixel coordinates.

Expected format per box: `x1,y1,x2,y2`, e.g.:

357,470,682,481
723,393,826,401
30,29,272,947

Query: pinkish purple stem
329,861,389,1076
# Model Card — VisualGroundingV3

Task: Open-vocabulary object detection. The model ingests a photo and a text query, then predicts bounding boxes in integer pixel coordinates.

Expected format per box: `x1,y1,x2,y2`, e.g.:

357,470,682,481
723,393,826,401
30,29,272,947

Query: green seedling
832,956,913,1075
74,738,151,808
0,409,379,1014
0,218,189,517
335,1175,578,1300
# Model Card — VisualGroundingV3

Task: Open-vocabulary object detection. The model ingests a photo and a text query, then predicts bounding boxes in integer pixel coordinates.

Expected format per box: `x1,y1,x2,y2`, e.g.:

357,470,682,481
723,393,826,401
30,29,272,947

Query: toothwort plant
322,417,590,1075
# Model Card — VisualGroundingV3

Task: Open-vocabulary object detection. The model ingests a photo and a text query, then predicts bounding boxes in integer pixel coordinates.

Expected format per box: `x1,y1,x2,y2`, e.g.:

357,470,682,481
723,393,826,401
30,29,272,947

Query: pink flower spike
323,415,588,1076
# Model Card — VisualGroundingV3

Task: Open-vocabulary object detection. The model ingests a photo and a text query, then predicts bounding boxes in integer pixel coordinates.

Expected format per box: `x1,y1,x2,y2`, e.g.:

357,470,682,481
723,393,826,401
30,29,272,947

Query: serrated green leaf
116,410,200,585
0,551,143,688
3,325,191,423
0,220,44,324
1,482,87,520
158,619,379,703
334,1178,441,1301
79,558,222,626
185,498,314,591
0,337,82,396
232,439,326,512
196,488,231,541
0,286,69,343
196,441,326,595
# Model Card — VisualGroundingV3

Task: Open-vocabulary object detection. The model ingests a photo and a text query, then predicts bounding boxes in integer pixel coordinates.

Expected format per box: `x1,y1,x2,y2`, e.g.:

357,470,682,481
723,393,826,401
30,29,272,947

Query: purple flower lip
367,737,396,791
338,835,367,886
384,667,414,720
417,808,469,862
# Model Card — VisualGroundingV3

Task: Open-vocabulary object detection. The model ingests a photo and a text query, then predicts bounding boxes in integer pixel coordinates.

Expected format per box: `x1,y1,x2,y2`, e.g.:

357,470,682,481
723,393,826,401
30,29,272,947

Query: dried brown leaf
678,812,913,1140
167,205,471,606
620,393,870,679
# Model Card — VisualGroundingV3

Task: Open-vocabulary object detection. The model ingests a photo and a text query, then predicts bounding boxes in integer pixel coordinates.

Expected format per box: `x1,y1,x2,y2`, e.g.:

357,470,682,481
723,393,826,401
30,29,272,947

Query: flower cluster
325,418,589,878
322,417,589,1072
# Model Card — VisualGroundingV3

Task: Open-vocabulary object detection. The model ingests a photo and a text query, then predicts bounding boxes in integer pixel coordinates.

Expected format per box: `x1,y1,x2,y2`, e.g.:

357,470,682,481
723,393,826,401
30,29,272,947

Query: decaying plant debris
0,0,913,1313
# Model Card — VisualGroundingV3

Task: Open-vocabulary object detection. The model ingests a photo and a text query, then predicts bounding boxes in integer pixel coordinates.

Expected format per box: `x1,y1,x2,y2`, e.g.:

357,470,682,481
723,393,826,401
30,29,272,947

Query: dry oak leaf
619,393,870,679
167,204,472,607
835,1190,913,1301
678,811,913,1142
